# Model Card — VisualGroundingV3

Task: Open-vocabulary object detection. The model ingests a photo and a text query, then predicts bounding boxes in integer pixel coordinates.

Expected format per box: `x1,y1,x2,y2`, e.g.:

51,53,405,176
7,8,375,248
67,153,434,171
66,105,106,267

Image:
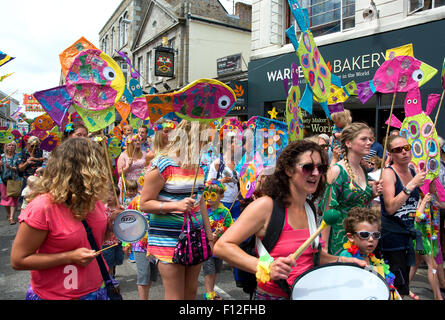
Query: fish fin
425,93,441,116
385,114,402,129
434,179,445,202
123,87,135,104
288,0,309,32
33,86,72,127
385,44,414,60
419,181,431,200
320,101,331,119
285,25,299,51
357,80,376,104
298,85,313,114
331,73,342,88
146,94,174,123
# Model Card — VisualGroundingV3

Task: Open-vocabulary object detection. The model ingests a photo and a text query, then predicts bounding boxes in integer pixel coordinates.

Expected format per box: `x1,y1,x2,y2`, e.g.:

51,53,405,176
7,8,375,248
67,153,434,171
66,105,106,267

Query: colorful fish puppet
284,63,303,142
285,0,341,118
0,129,15,144
107,137,122,159
34,38,125,129
33,113,55,131
357,43,437,104
239,152,264,199
40,133,60,152
386,89,445,201
59,37,98,78
146,78,236,124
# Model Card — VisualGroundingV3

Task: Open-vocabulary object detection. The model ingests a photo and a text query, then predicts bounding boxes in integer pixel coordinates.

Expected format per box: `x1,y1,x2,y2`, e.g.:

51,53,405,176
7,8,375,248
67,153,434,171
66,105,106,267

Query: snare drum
291,263,390,300
113,210,148,243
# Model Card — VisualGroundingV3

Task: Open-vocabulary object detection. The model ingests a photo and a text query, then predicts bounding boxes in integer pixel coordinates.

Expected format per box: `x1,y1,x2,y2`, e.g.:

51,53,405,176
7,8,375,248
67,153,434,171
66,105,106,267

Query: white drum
113,210,148,243
291,263,390,300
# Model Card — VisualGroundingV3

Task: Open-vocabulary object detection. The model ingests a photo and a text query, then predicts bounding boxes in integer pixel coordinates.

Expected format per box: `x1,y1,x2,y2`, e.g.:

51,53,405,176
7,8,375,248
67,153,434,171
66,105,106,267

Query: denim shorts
102,244,124,268
203,256,223,276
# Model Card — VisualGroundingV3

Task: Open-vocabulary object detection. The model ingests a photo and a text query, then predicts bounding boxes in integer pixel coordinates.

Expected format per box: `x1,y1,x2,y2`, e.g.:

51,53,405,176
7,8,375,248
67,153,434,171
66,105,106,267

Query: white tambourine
113,210,148,243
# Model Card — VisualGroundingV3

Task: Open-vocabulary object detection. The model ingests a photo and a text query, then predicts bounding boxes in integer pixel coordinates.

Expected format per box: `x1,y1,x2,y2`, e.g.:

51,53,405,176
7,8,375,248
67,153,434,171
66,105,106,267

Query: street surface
0,206,438,301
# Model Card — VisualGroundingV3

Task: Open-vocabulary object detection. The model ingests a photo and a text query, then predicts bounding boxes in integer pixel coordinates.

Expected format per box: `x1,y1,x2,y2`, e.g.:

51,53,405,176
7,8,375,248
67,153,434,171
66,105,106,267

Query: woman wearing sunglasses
319,122,383,256
380,134,427,299
213,140,366,300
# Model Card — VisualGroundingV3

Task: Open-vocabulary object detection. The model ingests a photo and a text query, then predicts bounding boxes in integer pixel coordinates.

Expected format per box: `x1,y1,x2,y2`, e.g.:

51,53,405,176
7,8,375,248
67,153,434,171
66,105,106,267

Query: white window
138,56,143,85
121,62,128,82
119,12,129,47
409,0,445,14
147,51,153,85
102,36,108,54
291,0,355,37
111,28,114,52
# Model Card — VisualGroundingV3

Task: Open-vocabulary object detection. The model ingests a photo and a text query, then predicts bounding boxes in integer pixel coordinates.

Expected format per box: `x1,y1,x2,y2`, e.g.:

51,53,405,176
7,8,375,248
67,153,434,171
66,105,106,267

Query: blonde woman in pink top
214,140,366,300
10,138,113,300
117,134,147,194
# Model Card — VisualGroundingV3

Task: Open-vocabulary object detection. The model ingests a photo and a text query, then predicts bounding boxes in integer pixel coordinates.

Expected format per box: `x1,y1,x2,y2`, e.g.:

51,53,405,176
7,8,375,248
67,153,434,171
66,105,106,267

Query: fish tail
356,80,376,104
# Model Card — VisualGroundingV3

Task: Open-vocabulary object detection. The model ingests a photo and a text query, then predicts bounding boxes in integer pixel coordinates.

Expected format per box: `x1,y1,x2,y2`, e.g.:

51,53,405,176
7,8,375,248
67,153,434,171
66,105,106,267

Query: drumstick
95,243,119,254
290,209,341,261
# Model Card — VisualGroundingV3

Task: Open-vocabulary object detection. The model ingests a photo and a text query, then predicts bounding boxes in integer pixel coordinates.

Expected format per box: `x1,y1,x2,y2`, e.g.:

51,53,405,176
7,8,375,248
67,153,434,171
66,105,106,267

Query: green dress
318,164,373,255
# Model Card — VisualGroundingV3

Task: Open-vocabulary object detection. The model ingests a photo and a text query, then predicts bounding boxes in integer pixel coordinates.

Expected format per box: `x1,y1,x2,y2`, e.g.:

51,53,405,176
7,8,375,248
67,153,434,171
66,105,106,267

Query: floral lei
343,241,398,298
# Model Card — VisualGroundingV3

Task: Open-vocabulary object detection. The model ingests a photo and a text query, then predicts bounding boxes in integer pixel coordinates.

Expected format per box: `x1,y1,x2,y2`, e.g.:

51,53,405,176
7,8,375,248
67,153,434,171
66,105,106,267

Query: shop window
409,0,445,14
287,0,355,39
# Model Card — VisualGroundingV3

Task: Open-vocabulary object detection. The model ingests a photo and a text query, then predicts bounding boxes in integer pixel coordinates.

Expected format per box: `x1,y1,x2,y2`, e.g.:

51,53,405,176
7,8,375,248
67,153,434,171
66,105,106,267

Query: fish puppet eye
412,69,424,82
407,99,412,104
103,67,116,81
413,99,418,104
218,95,232,110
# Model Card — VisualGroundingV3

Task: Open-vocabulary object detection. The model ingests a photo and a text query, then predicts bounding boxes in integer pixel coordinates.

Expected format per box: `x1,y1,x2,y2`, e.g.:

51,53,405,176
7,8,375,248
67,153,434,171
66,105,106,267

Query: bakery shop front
247,19,445,142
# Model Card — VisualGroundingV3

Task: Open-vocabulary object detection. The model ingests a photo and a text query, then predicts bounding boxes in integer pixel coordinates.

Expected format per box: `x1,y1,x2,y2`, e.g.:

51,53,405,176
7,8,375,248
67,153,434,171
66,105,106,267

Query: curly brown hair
262,140,327,207
28,138,109,220
343,207,381,234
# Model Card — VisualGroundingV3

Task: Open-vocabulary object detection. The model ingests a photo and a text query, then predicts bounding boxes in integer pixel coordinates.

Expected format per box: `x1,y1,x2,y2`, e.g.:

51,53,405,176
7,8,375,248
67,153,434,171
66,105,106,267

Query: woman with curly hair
139,120,213,300
213,140,366,300
10,138,113,300
319,122,383,256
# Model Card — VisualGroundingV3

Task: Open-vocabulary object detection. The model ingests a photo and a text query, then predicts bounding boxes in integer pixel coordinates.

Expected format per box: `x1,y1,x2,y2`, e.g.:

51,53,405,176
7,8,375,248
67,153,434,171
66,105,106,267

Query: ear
346,232,355,244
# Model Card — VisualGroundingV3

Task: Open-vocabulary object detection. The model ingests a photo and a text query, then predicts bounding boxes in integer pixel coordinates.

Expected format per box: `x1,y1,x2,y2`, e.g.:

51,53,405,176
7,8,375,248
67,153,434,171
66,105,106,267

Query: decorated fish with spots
146,78,236,124
0,129,15,144
285,0,342,118
107,137,122,159
385,89,445,201
284,63,303,141
33,38,125,129
357,43,437,104
239,152,264,199
33,113,55,131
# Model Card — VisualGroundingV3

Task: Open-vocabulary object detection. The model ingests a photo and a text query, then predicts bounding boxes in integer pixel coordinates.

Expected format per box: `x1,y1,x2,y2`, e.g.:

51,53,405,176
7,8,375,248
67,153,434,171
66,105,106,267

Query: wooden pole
379,91,397,180
101,138,120,206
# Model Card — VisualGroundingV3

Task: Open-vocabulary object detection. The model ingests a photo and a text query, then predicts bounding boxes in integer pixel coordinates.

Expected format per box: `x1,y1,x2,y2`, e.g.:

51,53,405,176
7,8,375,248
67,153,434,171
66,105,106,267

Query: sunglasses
297,163,328,175
202,191,218,202
355,231,381,240
390,144,411,153
319,144,329,149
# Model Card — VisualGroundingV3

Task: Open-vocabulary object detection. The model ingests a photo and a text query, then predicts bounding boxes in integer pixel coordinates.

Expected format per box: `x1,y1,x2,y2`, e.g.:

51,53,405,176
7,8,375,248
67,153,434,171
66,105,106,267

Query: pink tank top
257,208,324,298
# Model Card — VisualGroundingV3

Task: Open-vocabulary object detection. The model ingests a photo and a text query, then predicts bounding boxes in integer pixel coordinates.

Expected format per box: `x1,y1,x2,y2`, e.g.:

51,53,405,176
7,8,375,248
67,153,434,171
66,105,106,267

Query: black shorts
381,249,411,296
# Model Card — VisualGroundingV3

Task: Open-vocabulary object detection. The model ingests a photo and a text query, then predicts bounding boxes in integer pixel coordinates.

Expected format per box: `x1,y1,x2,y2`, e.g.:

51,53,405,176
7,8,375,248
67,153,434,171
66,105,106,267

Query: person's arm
381,167,427,215
319,250,367,267
10,222,98,271
117,153,132,176
139,167,195,214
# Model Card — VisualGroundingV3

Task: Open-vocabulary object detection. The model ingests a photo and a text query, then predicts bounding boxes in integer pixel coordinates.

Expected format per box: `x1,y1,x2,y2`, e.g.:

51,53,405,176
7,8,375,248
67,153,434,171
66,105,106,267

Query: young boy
122,179,139,263
202,180,233,300
339,207,399,300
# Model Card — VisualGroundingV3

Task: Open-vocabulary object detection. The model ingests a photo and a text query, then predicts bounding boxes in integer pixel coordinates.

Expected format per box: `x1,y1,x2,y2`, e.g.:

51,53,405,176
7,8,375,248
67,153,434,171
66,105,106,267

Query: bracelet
256,254,274,284
336,256,342,263
159,202,163,214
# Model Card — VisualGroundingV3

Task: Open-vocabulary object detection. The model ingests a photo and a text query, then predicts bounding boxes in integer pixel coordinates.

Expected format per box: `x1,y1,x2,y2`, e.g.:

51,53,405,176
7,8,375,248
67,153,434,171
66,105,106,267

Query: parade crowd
4,114,445,301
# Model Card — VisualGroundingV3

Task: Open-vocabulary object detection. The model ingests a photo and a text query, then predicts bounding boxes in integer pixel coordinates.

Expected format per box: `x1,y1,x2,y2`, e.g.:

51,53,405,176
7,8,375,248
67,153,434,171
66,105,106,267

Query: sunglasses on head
355,231,381,240
297,163,328,175
390,144,411,153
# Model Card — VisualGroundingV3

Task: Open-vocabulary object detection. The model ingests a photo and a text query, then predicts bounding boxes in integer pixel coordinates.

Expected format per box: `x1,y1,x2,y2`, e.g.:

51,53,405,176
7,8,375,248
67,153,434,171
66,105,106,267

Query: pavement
0,205,442,301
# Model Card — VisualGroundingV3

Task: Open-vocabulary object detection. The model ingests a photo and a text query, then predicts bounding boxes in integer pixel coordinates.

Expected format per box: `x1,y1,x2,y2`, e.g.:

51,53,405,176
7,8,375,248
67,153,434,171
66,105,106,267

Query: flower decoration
256,253,274,284
153,121,176,132
64,123,74,133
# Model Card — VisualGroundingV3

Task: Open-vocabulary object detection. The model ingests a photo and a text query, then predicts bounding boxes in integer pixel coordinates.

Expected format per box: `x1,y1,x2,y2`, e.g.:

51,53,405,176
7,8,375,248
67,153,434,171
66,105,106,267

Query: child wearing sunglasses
339,207,400,299
202,180,234,300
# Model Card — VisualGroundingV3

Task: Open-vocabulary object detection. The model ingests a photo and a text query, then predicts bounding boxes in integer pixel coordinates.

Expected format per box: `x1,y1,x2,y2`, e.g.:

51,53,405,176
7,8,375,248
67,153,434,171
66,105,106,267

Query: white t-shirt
207,159,239,203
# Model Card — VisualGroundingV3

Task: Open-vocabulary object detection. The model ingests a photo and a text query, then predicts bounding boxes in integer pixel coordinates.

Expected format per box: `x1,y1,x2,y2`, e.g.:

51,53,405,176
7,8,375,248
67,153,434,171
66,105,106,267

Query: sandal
8,218,16,225
409,291,420,300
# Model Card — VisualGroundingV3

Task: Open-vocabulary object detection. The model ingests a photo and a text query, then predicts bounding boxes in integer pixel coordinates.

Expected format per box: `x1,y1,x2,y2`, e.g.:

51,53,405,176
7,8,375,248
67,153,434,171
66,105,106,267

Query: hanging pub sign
217,53,242,76
154,47,175,77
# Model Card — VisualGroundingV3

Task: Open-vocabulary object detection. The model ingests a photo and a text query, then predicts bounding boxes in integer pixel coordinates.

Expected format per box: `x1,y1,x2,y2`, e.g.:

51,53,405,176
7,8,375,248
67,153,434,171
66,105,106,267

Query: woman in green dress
319,122,383,255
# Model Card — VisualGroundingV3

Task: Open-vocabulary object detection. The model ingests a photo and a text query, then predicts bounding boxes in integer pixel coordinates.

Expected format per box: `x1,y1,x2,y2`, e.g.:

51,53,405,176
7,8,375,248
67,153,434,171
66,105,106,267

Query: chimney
235,2,252,28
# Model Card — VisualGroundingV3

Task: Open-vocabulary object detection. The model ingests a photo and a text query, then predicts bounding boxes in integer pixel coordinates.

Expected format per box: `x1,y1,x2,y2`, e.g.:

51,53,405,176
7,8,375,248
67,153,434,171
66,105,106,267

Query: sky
0,0,246,115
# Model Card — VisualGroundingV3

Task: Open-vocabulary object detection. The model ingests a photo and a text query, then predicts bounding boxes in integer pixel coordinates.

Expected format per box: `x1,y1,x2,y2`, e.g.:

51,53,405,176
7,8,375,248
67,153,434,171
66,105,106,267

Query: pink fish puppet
33,38,125,127
357,44,437,104
386,89,445,201
146,78,237,124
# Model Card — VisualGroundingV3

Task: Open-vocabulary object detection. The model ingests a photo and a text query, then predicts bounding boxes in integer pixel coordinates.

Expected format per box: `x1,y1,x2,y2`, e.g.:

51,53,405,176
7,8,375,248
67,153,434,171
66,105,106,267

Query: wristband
159,202,163,214
256,254,274,284
402,186,412,195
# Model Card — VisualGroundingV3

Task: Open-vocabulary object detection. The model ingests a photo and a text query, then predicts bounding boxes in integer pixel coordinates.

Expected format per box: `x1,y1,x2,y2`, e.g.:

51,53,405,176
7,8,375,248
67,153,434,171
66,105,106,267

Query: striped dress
146,156,205,263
